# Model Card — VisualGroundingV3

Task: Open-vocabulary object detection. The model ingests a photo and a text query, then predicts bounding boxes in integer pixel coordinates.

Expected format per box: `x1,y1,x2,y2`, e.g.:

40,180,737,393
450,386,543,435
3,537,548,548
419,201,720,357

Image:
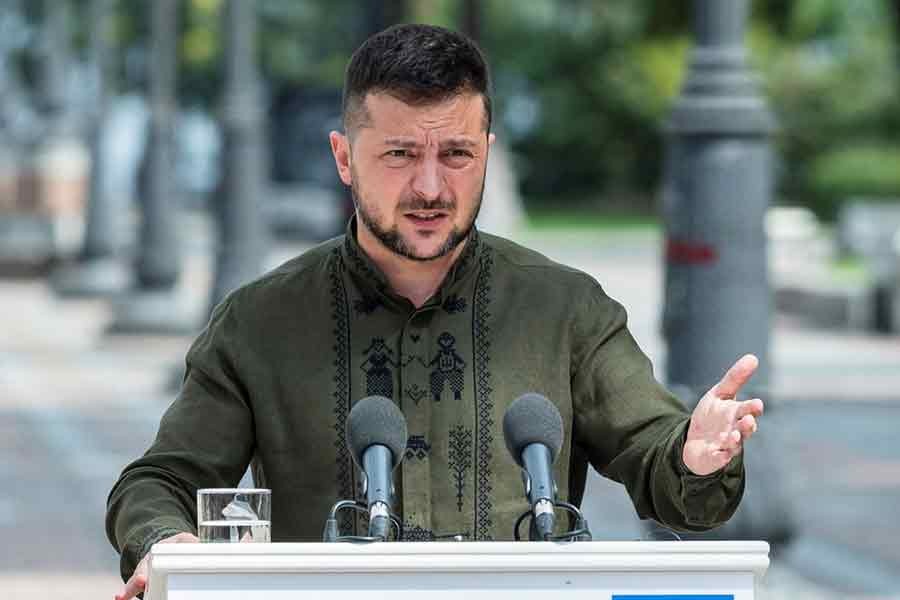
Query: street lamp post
0,1,18,220
208,0,267,310
167,0,269,393
26,0,90,263
661,0,792,543
52,0,130,297
36,0,68,134
110,0,197,334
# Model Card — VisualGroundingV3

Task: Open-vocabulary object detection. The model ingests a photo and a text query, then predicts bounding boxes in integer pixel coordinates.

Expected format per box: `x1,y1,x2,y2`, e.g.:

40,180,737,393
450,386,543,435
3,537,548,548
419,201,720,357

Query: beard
351,170,484,262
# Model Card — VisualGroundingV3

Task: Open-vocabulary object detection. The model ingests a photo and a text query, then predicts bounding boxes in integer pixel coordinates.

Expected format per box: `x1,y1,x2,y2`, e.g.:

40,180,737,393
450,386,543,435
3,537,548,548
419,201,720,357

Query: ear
488,133,496,146
330,131,353,186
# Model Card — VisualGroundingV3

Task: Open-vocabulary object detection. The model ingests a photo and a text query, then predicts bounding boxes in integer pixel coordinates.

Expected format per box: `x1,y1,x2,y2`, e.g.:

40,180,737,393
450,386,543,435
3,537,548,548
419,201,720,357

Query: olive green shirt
106,223,743,581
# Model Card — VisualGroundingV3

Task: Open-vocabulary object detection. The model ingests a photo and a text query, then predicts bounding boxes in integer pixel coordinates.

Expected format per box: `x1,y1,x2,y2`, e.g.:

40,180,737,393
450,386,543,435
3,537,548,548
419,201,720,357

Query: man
108,24,763,600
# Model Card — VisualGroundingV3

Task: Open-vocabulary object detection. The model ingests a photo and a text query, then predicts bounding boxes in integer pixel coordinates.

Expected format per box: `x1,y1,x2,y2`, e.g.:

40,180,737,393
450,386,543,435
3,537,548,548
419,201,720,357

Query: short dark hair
342,24,492,135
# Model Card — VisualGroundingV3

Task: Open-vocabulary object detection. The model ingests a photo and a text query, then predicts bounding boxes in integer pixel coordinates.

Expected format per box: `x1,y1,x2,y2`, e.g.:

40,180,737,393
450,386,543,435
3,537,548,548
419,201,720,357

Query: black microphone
346,395,408,540
502,393,564,541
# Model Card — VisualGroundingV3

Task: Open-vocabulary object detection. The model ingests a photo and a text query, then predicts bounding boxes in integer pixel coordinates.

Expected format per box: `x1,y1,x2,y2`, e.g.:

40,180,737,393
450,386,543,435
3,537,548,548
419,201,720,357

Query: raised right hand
115,532,199,600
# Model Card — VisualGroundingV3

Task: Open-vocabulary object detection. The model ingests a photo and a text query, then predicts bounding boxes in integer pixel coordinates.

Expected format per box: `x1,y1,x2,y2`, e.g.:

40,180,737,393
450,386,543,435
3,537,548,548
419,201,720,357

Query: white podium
146,541,768,600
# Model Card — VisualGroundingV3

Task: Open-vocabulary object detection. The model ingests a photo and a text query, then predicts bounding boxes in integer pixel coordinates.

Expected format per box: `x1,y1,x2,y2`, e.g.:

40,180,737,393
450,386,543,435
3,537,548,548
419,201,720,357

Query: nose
410,155,444,202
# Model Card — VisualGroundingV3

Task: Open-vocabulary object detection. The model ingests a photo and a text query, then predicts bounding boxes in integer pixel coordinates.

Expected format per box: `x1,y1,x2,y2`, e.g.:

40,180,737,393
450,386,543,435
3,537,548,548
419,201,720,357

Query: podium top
149,541,770,578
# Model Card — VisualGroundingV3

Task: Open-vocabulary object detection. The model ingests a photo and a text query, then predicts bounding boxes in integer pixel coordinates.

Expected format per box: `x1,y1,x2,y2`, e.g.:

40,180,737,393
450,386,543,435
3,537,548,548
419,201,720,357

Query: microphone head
502,393,564,467
346,395,408,470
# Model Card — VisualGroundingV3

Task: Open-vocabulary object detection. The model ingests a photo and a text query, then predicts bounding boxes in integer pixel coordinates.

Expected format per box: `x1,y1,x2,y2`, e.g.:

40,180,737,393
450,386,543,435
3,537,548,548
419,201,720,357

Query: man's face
330,92,494,261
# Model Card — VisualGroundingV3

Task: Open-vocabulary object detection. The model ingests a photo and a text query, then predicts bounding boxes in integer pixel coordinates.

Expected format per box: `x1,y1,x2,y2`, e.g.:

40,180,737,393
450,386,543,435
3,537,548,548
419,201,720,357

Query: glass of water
197,488,271,543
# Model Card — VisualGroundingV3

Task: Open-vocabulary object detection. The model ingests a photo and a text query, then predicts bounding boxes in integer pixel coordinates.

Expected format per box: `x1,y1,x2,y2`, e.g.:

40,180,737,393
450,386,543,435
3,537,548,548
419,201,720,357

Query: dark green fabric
106,223,743,582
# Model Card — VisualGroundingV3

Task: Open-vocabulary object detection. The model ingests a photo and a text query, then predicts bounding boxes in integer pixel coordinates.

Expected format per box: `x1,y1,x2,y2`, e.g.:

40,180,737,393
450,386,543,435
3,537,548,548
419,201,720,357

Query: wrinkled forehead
353,90,490,139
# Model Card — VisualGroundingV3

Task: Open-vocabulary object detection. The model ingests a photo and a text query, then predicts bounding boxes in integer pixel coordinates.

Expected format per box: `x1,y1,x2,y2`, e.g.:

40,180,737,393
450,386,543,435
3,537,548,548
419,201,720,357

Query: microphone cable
323,499,403,543
513,501,592,542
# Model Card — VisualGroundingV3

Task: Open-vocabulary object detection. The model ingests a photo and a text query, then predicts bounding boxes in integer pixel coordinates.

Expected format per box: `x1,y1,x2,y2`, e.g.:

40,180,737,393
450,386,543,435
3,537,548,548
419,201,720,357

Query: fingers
718,414,758,447
115,532,198,599
736,398,764,419
737,413,758,437
116,565,147,600
713,354,759,399
717,428,741,450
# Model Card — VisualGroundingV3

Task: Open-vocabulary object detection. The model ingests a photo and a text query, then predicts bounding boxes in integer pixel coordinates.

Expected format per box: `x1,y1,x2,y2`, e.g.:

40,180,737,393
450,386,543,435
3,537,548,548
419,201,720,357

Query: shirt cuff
120,516,195,583
672,422,745,528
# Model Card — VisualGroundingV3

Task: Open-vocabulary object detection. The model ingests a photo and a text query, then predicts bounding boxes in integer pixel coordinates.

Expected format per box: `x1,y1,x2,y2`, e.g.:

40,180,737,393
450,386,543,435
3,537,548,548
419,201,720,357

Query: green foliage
94,0,900,220
808,145,900,218
481,0,900,218
482,0,667,209
258,0,361,88
179,0,223,104
526,209,658,231
750,0,900,218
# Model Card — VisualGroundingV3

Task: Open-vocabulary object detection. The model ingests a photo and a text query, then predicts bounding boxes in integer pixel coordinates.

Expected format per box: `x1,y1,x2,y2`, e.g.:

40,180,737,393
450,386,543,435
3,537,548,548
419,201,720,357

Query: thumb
713,354,759,399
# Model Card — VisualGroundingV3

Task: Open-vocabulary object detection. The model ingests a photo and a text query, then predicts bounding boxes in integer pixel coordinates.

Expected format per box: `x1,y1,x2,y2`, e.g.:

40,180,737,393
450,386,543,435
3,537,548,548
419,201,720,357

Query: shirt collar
341,216,482,311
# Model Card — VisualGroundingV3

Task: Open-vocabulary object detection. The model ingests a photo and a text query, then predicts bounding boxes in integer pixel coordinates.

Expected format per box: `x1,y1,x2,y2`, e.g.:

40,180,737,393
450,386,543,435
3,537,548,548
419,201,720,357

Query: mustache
398,198,455,212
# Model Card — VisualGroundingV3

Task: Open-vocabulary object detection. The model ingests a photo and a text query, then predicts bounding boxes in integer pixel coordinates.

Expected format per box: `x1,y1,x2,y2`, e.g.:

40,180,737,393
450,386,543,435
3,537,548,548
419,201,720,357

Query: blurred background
1,0,900,598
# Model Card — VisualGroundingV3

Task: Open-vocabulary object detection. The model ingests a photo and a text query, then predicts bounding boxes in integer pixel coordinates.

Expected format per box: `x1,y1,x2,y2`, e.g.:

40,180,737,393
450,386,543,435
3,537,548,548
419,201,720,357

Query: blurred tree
750,0,899,217
482,0,668,212
179,0,223,104
479,0,900,218
88,0,899,220
258,0,357,88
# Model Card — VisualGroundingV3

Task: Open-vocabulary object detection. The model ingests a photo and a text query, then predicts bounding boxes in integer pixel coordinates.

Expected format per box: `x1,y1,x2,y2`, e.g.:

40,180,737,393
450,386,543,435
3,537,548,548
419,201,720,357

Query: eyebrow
381,137,480,149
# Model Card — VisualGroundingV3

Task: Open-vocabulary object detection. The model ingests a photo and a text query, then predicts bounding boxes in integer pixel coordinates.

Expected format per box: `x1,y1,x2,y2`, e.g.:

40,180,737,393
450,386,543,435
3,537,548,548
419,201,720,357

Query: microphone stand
322,499,403,543
514,501,593,542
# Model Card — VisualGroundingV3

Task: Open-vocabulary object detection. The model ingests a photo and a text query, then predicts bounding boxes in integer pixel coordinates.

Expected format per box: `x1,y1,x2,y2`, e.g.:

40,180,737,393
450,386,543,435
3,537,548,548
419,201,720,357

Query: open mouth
405,211,449,226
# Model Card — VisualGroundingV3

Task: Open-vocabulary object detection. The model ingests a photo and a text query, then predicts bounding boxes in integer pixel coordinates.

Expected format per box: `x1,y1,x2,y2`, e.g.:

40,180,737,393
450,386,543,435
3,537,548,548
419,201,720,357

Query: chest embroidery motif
427,332,466,402
405,434,432,461
405,383,428,406
442,294,468,314
448,425,474,512
360,337,398,399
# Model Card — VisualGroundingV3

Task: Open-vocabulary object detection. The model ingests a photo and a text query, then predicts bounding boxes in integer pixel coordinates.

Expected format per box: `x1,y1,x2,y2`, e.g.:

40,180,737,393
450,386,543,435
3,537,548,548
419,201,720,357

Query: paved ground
2,224,900,598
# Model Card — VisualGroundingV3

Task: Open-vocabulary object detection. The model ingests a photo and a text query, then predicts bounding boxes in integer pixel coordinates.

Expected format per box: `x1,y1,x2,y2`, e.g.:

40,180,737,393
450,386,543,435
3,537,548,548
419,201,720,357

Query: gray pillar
165,0,268,393
52,0,131,297
0,1,16,135
0,1,14,128
209,0,267,309
110,0,198,334
37,0,69,134
137,0,180,290
25,0,91,263
0,0,29,140
660,0,792,544
0,1,37,267
0,1,17,226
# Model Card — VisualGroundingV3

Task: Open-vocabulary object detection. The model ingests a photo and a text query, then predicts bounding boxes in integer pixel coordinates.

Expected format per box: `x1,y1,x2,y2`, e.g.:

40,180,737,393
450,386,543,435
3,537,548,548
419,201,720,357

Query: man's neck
357,225,467,309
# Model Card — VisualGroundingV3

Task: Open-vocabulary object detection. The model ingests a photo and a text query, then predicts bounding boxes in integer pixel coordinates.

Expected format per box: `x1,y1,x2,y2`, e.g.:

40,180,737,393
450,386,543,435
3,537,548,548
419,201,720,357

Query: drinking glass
197,488,271,543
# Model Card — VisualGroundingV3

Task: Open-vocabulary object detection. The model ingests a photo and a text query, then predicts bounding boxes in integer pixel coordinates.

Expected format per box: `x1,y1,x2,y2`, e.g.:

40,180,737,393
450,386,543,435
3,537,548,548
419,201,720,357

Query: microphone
346,395,408,540
502,393,564,541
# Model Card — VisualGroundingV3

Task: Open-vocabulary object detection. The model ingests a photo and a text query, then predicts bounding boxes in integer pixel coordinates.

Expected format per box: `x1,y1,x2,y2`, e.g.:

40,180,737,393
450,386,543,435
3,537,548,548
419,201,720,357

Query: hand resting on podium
115,532,198,600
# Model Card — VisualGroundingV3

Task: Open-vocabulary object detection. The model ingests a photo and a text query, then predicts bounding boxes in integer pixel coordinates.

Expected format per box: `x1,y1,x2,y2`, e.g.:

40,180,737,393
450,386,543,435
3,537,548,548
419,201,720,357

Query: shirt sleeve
105,296,255,582
570,280,744,532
